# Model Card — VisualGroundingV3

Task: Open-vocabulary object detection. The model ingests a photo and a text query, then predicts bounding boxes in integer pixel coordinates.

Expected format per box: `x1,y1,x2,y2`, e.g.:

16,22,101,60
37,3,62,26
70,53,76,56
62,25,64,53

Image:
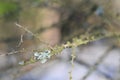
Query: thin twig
17,34,24,47
69,47,76,80
15,23,51,46
0,49,25,56
81,46,113,80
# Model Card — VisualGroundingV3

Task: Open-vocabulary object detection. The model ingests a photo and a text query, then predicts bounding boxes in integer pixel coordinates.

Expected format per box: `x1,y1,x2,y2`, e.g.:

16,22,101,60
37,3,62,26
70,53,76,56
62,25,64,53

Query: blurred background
0,0,120,80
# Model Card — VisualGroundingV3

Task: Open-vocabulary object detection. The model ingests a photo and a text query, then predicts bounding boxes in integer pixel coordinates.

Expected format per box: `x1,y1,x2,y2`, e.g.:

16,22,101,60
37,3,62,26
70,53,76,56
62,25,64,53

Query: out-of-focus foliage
34,0,44,3
0,1,19,18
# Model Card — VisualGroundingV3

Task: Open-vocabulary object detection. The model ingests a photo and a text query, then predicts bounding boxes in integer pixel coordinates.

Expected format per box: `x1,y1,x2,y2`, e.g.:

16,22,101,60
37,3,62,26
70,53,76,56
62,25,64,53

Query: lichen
33,50,51,63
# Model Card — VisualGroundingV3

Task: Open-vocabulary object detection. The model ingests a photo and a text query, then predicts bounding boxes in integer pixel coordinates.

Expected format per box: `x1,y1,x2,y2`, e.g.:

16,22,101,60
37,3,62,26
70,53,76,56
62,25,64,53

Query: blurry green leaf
0,2,18,17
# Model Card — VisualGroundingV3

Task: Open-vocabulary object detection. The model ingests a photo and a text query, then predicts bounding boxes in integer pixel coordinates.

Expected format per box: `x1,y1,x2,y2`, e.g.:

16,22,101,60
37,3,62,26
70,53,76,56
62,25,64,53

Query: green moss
51,45,64,56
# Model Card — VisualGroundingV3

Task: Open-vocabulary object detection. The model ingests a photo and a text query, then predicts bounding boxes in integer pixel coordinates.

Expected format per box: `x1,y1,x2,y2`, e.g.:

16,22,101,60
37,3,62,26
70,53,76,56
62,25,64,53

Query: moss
51,45,64,56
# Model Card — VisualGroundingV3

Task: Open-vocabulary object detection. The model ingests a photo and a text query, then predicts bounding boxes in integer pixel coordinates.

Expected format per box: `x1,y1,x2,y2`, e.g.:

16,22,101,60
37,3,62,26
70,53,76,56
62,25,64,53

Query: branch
81,46,114,80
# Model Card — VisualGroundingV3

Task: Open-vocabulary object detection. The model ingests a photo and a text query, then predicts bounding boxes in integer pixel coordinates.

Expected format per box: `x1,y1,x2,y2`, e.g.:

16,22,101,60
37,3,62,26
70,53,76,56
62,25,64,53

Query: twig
0,49,25,56
15,23,51,46
69,47,76,80
17,34,24,47
81,46,113,80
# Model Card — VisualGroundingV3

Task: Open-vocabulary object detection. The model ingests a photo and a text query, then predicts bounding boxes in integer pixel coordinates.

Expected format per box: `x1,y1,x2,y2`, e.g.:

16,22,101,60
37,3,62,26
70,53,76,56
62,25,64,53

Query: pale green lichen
33,50,51,63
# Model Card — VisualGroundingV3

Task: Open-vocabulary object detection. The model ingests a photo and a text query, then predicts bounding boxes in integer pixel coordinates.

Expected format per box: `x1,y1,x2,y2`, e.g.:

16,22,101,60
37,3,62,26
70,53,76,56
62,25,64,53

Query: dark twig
81,46,113,80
